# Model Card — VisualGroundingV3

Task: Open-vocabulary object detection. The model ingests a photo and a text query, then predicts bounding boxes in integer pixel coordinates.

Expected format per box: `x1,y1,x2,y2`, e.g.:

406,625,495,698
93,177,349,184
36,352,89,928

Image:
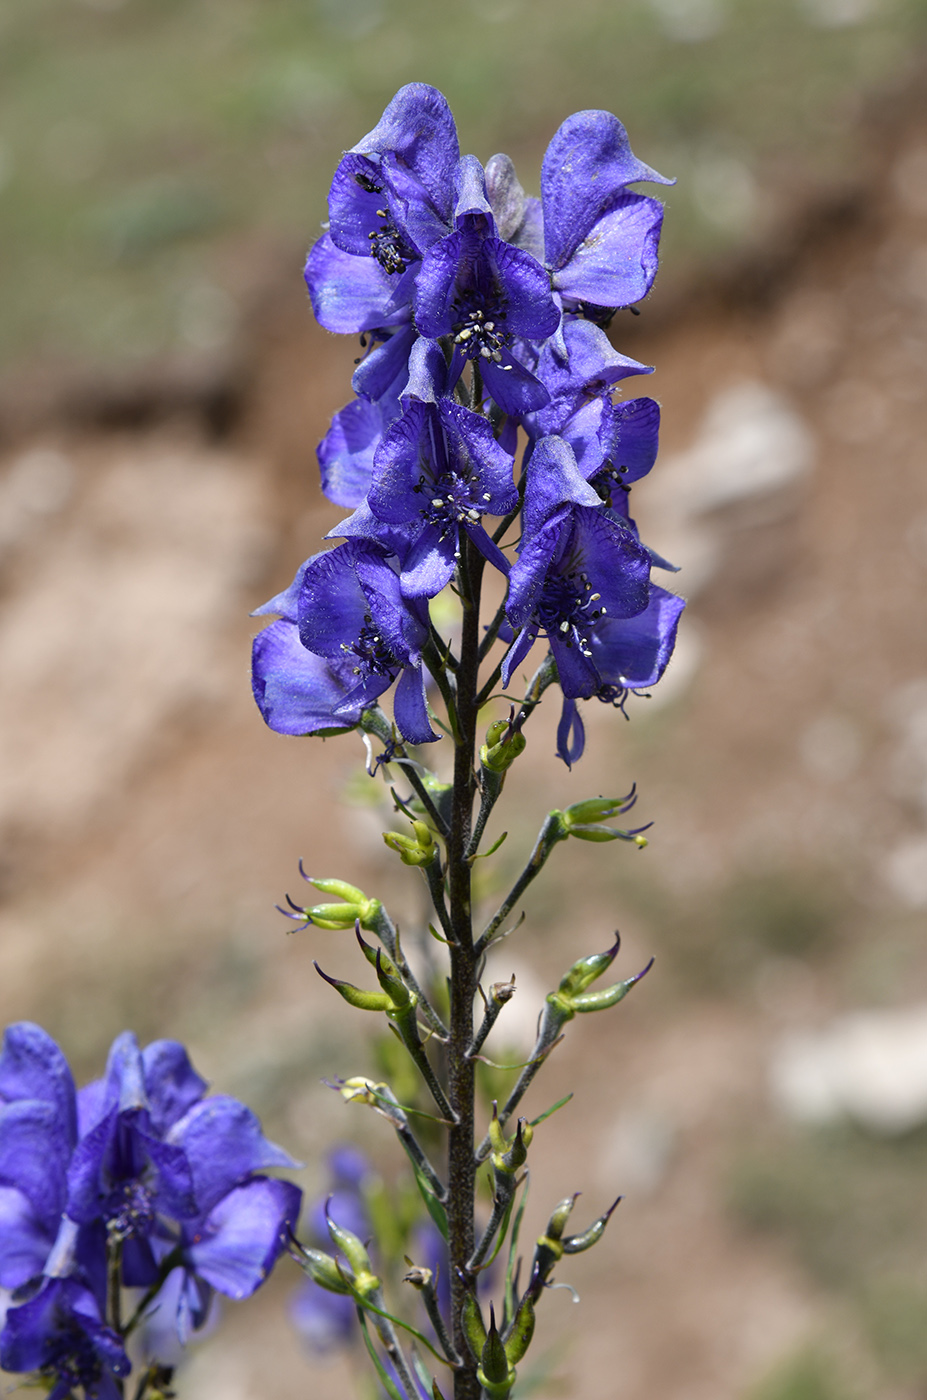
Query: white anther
590,592,601,601
482,493,491,501
480,347,492,359
559,620,570,633
431,499,444,508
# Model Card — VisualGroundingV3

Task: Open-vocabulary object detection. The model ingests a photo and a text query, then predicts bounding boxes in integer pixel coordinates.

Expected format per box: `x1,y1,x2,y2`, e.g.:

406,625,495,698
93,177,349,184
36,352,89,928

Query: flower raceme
252,82,684,757
0,1023,301,1396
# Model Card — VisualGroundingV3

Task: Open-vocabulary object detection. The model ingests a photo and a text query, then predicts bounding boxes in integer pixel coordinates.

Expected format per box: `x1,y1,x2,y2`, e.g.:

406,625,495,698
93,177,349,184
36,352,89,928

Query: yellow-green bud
340,1077,386,1105
480,717,527,774
295,1245,351,1294
314,963,392,1012
300,878,381,929
461,1290,487,1361
562,1197,621,1254
557,937,620,997
504,1294,536,1366
326,1215,375,1282
382,819,437,867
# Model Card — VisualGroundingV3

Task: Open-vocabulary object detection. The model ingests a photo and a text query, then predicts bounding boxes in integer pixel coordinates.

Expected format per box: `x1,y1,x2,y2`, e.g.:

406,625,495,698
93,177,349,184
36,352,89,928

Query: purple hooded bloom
0,1276,129,1400
340,338,517,596
504,437,654,698
0,1025,78,1292
251,562,371,738
297,540,439,745
555,585,686,765
414,157,560,414
540,110,673,317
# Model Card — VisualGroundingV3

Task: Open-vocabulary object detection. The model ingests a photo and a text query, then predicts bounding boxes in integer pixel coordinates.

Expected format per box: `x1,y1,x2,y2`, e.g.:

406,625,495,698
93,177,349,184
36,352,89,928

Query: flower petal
542,109,672,271
552,194,665,308
304,234,414,335
186,1178,302,1300
168,1097,297,1218
252,620,366,737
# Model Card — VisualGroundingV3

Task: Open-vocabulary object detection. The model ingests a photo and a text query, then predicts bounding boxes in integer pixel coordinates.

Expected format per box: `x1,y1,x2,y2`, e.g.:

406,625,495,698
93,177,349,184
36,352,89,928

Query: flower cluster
252,83,684,764
0,1023,301,1398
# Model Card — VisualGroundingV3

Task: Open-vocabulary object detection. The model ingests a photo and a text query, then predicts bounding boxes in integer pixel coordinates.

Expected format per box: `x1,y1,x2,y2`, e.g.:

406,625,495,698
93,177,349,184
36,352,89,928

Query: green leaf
357,1309,405,1400
472,831,509,860
528,1093,573,1129
402,1149,449,1242
504,1173,530,1325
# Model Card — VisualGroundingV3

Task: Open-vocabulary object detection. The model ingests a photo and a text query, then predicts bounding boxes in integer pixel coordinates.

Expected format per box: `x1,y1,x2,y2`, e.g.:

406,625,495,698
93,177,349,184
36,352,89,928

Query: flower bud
557,936,620,998
295,1245,352,1295
382,819,437,867
461,1289,487,1361
299,877,382,929
326,1215,379,1298
314,963,392,1013
479,1306,514,1396
504,1294,536,1366
480,717,527,774
562,1197,621,1254
340,1077,386,1105
563,797,631,826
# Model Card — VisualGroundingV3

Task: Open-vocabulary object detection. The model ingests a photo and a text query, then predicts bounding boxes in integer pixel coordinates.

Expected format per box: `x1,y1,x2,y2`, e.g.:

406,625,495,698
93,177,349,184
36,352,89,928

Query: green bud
480,717,527,774
557,936,621,997
545,1195,578,1242
571,960,653,1013
294,1245,351,1295
562,1197,621,1254
504,1294,536,1366
564,797,630,826
461,1290,487,1361
314,962,391,1012
300,877,382,929
479,1305,515,1396
325,1216,379,1298
382,819,437,867
499,1118,532,1174
375,950,413,1010
340,1076,387,1105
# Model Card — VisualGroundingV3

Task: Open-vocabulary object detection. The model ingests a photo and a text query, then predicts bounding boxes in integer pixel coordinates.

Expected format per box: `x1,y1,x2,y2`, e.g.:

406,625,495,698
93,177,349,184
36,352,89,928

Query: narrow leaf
528,1093,573,1128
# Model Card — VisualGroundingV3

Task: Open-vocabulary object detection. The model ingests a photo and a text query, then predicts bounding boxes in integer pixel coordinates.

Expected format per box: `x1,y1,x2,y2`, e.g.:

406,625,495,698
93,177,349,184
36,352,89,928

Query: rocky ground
1,73,927,1400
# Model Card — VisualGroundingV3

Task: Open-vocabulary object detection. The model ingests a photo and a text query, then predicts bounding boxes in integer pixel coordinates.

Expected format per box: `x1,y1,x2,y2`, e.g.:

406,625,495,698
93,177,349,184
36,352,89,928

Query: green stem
474,812,566,958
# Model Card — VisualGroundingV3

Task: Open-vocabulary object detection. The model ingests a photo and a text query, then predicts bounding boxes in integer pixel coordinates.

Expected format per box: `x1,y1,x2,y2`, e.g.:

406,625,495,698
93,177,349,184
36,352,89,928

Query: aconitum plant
0,84,683,1400
254,84,683,1400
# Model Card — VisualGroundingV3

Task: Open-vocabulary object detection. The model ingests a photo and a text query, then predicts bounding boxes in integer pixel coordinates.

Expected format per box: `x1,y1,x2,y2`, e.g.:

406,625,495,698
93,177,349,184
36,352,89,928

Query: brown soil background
1,76,927,1400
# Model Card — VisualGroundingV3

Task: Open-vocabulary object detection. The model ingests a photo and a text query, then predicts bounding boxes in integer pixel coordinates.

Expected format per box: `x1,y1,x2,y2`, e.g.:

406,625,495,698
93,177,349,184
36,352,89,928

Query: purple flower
251,563,371,737
504,437,653,699
555,586,686,765
297,541,439,745
540,109,673,316
0,1276,129,1400
414,157,560,414
342,338,517,596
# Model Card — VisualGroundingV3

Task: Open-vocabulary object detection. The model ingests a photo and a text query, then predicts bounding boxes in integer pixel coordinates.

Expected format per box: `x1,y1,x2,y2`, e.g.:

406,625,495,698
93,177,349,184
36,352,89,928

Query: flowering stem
445,533,484,1400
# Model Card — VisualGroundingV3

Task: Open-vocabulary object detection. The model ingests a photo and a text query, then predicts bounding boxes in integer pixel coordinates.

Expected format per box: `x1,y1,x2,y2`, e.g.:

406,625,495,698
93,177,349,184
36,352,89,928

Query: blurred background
2,1,927,1397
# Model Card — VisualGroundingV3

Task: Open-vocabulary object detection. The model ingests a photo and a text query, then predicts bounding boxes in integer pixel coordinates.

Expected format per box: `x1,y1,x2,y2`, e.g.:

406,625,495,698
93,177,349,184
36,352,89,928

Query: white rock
771,1004,927,1133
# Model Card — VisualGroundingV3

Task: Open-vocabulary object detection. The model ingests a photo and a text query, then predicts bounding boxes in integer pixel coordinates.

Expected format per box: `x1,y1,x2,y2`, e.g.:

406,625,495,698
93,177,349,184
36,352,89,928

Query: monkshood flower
336,338,517,596
539,109,673,320
527,319,659,486
414,156,560,414
503,436,654,698
0,1023,302,1390
296,540,439,745
252,561,370,737
305,84,459,402
0,1275,129,1400
0,1024,77,1291
555,586,686,766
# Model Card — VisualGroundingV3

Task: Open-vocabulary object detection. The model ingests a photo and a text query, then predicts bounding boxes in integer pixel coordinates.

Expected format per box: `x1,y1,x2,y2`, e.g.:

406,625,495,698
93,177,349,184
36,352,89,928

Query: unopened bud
315,963,391,1013
557,936,620,998
383,819,437,867
325,1215,378,1297
295,1245,351,1295
461,1290,487,1361
504,1293,536,1366
340,1077,386,1105
480,717,527,774
479,1305,515,1397
300,878,382,929
562,1197,621,1254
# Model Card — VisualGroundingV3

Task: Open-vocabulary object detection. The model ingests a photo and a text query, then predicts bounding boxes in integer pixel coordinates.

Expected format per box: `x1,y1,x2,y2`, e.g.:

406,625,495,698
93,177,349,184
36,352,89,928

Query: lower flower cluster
0,1023,301,1398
